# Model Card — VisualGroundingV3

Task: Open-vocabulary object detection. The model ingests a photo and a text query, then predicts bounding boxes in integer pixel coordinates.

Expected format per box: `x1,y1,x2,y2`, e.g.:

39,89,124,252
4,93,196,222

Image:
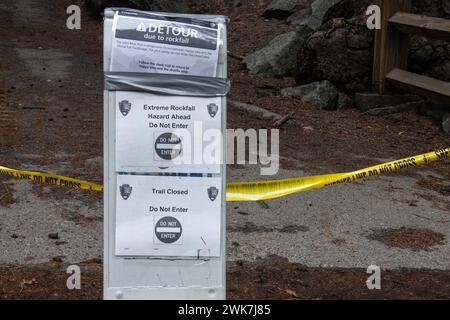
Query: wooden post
372,0,412,93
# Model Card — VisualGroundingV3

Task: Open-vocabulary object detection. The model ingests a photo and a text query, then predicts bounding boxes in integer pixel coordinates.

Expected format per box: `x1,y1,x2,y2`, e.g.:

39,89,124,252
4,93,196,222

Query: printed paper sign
115,91,222,174
110,11,220,77
115,175,222,257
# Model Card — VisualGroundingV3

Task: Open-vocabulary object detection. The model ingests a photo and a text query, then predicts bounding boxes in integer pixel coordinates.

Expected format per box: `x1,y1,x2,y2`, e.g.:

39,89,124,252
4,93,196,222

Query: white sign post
103,8,227,300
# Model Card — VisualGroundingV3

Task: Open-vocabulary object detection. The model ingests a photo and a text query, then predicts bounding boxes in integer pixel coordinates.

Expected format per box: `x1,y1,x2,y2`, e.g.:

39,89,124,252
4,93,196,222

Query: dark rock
48,233,59,240
429,60,450,82
346,29,373,50
363,101,423,116
354,93,422,112
337,92,353,109
296,16,374,92
412,0,450,19
52,256,64,263
281,80,340,110
262,0,305,19
85,0,190,15
322,0,372,24
409,37,450,82
244,26,312,77
307,0,342,29
293,1,450,94
442,114,450,133
287,7,312,25
410,42,434,64
302,90,338,110
419,100,450,121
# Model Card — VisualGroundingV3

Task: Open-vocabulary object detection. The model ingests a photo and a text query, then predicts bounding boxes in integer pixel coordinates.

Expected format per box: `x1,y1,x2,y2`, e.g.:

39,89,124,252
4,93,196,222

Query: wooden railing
372,0,450,103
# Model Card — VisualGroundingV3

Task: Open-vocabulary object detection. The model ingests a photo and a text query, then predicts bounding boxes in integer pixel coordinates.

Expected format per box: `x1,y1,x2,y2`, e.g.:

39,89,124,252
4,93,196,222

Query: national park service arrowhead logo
119,184,132,200
119,100,132,116
207,187,219,201
207,103,219,118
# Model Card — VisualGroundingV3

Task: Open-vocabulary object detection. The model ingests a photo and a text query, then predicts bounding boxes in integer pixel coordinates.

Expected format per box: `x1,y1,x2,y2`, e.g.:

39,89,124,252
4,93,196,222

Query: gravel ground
0,0,449,299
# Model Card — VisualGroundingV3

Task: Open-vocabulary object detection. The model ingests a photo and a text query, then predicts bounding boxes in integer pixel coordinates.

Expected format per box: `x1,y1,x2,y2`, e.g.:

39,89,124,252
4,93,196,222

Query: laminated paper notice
115,91,222,174
115,175,222,257
110,11,220,77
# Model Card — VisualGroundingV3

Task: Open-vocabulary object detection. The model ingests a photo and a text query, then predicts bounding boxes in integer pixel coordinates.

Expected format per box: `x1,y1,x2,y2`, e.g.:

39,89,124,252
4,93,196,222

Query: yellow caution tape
0,166,103,191
1,147,449,202
226,147,450,201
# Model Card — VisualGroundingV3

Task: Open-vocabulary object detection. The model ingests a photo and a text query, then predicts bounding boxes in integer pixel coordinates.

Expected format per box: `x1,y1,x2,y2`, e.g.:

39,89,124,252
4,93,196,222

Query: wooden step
386,69,450,104
389,12,450,41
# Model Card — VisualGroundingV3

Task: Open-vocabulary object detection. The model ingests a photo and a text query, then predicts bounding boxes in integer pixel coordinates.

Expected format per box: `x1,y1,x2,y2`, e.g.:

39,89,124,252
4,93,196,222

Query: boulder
322,0,372,24
419,100,450,121
409,37,450,82
363,101,424,116
412,0,450,19
287,7,312,25
307,0,342,29
432,61,450,82
86,0,190,15
243,26,312,77
354,93,422,112
262,0,305,19
289,0,450,94
337,92,354,109
281,80,340,110
410,41,434,64
296,16,374,92
443,114,450,133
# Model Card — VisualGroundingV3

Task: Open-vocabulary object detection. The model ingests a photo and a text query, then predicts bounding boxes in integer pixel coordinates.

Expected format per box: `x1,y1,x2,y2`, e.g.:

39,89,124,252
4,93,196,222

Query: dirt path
0,0,449,299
